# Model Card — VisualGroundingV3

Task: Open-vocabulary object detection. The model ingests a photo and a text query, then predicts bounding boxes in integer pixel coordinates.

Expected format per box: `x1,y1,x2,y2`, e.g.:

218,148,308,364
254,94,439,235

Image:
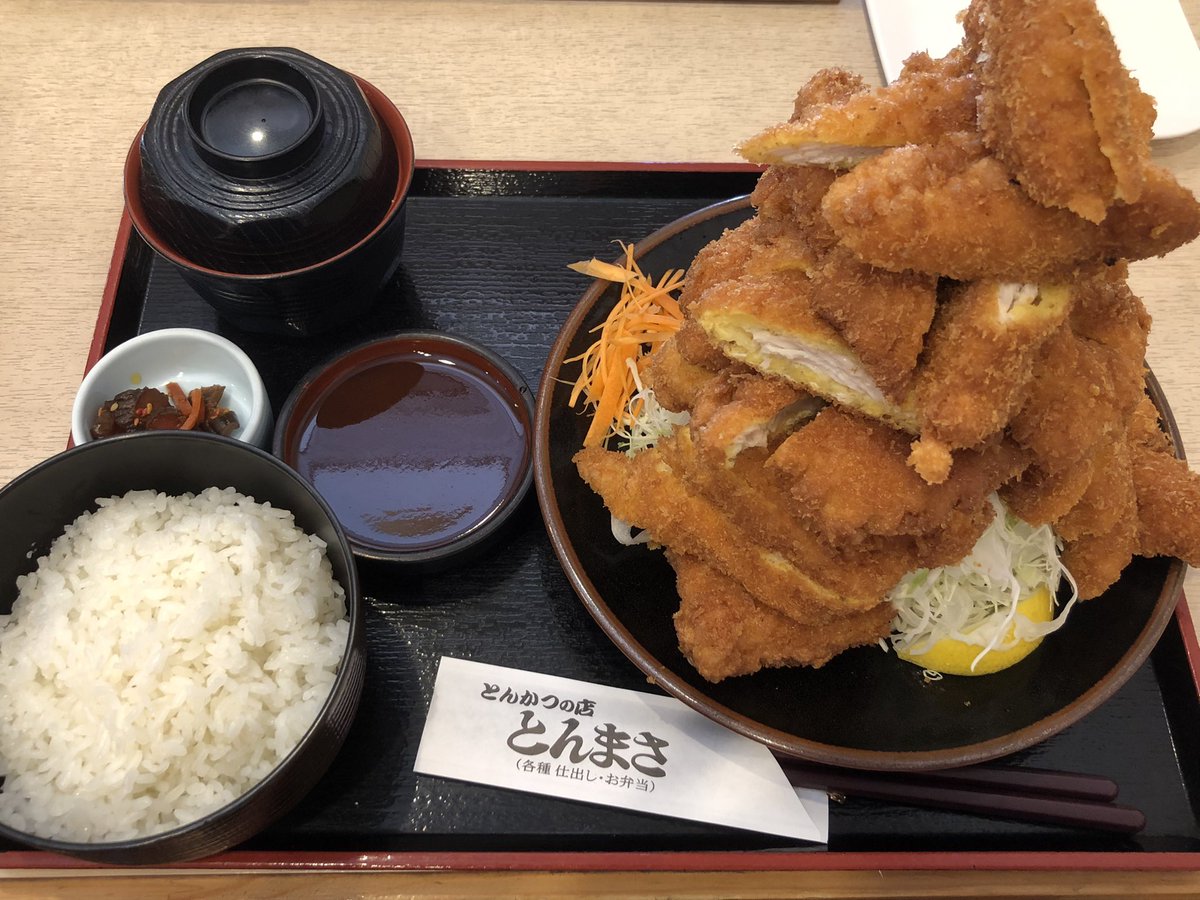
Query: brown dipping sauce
293,347,530,555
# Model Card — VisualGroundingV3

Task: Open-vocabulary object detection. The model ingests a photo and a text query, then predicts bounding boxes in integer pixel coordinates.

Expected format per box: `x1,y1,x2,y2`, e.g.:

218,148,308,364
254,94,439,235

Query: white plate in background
863,0,1200,140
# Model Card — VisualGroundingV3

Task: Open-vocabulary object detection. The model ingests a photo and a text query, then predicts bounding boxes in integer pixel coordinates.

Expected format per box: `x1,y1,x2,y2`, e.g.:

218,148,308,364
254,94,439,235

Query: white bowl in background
71,328,272,448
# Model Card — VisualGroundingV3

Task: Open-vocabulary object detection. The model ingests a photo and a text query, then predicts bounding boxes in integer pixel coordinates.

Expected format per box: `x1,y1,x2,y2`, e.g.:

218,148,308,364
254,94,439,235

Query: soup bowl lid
136,47,396,274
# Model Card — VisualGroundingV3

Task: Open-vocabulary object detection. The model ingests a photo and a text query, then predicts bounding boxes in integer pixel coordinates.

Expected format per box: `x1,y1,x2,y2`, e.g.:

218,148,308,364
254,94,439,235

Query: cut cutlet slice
747,217,828,277
688,370,823,464
668,551,893,682
1129,393,1172,456
673,318,737,372
1131,438,1200,569
679,218,760,311
767,406,1028,544
1007,325,1121,474
966,0,1153,222
750,166,840,255
666,427,939,602
821,134,1200,282
807,245,938,401
913,280,1072,451
1067,263,1151,420
641,333,722,414
573,441,881,624
789,66,871,118
1000,458,1096,528
1058,425,1139,600
737,50,978,169
735,173,937,402
1056,431,1133,542
691,270,917,430
678,216,822,311
1061,512,1138,601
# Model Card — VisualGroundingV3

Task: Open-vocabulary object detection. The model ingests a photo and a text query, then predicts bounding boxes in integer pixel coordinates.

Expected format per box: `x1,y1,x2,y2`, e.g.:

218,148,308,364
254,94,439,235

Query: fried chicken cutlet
1000,458,1097,528
806,245,937,400
750,165,840,246
573,439,882,624
672,318,739,373
767,406,1027,544
581,426,943,603
702,169,937,400
1132,436,1200,570
965,0,1155,222
1056,433,1135,544
692,271,916,429
670,426,976,596
996,267,1150,537
1051,419,1139,599
737,50,978,169
1061,512,1139,601
912,280,1072,459
677,216,820,311
574,423,996,680
568,0,1200,681
1006,325,1122,474
642,333,723,413
1067,262,1152,419
688,370,823,464
1126,398,1192,567
820,134,1200,282
669,551,894,682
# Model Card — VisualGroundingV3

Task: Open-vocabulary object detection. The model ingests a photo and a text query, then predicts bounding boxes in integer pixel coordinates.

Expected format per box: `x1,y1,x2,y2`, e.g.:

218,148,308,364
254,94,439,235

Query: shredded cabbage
608,360,688,544
613,359,690,456
887,495,1079,670
611,516,652,546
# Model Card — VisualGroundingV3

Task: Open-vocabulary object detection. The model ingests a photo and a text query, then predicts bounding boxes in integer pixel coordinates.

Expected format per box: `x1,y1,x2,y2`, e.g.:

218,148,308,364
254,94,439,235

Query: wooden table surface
2,1,1200,896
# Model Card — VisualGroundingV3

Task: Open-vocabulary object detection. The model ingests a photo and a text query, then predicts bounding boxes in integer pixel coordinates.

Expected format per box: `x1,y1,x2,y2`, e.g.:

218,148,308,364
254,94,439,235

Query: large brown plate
534,196,1187,772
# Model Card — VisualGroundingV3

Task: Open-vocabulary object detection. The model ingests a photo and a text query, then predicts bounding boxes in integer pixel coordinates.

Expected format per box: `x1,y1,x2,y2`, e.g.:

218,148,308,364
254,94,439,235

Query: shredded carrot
180,389,204,431
566,241,686,448
165,381,192,416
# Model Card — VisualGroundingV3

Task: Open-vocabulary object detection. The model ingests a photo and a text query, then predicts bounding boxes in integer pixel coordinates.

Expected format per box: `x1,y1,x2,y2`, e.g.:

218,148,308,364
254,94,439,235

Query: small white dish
863,0,1200,141
71,328,272,448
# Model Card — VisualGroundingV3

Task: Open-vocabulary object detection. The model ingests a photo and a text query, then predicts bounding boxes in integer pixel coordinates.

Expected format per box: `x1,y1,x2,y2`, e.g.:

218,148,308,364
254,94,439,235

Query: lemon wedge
897,586,1055,676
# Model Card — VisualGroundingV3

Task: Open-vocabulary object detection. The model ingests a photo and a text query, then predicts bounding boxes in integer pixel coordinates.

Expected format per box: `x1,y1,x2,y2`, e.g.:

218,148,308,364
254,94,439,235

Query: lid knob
186,56,324,178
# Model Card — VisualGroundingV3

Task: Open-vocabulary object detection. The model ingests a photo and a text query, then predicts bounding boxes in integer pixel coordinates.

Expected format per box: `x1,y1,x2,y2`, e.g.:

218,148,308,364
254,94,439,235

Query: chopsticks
778,759,1146,834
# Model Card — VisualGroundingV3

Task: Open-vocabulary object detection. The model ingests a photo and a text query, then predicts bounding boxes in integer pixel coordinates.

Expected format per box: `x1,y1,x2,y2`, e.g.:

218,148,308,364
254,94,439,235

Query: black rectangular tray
12,166,1200,867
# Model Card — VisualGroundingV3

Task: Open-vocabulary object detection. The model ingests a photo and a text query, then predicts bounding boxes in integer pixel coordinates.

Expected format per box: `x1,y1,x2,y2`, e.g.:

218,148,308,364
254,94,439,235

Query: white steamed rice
0,487,348,843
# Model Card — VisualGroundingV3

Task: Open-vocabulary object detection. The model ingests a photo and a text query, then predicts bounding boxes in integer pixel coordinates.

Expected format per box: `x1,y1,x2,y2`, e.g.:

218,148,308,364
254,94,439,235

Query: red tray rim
53,159,1200,873
4,848,1200,873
